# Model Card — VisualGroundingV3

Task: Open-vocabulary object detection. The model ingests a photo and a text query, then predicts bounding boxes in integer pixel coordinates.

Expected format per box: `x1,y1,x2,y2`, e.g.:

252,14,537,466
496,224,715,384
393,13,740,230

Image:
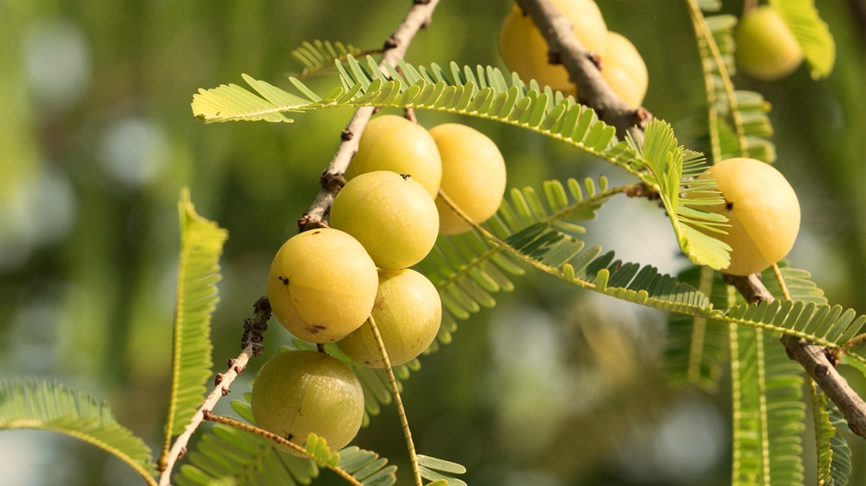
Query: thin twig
367,314,423,485
516,0,652,144
202,412,364,486
157,297,271,485
725,271,866,440
298,0,441,232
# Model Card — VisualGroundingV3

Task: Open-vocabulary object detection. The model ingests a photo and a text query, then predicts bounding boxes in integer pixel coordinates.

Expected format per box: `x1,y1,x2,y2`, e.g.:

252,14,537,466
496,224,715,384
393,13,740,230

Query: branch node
587,52,602,71
214,374,224,386
547,49,562,66
221,387,231,397
633,107,653,128
341,129,354,141
321,172,347,193
384,35,400,51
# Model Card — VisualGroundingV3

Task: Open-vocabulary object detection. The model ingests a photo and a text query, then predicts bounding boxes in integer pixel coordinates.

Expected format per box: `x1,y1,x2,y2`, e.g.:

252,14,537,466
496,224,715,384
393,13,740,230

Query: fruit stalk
724,272,866,440
367,314,424,485
298,0,441,231
202,412,365,486
515,0,651,143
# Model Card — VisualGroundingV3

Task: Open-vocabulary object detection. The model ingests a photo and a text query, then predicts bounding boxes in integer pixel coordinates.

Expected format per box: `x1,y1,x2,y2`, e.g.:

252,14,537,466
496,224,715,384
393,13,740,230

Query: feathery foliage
729,324,805,486
724,298,866,357
290,40,363,78
630,119,731,269
191,57,641,175
690,5,777,164
163,189,227,455
769,0,836,79
827,402,853,485
0,379,157,485
417,455,467,486
192,58,734,268
664,266,728,392
809,380,852,486
419,176,613,344
436,181,716,320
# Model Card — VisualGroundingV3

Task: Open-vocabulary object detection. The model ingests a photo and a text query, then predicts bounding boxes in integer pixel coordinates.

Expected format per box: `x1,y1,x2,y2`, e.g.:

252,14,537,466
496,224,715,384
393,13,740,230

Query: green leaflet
723,298,866,357
417,454,467,486
663,266,728,392
0,379,157,485
192,57,732,270
827,402,853,485
434,180,714,318
630,119,731,270
729,324,805,486
191,56,642,179
417,177,614,346
809,381,852,486
769,0,836,79
688,4,777,164
290,40,363,78
162,189,227,455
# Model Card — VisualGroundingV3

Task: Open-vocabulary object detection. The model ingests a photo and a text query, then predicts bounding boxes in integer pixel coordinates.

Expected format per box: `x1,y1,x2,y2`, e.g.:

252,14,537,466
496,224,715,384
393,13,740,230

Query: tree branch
157,297,271,485
298,0,442,231
515,0,651,144
724,273,866,440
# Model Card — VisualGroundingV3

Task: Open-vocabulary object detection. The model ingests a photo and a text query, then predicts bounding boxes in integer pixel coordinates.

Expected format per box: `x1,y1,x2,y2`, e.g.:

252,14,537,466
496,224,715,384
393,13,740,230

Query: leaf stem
202,412,364,486
366,314,423,485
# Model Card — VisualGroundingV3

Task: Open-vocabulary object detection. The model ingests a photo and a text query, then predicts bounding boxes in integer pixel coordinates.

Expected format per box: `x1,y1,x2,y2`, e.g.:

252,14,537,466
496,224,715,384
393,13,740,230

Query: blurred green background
1,0,863,484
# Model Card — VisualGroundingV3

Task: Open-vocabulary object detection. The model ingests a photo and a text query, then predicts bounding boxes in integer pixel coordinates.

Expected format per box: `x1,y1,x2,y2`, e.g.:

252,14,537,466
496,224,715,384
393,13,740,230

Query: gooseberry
704,157,801,276
337,269,442,368
346,114,443,198
601,31,648,109
267,228,378,343
430,124,507,235
330,171,439,270
251,350,364,456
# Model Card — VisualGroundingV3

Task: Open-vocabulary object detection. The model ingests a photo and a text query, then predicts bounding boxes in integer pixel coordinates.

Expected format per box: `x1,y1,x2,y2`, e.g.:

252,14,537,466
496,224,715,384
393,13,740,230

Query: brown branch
157,297,272,485
724,273,866,440
298,0,441,232
516,0,652,144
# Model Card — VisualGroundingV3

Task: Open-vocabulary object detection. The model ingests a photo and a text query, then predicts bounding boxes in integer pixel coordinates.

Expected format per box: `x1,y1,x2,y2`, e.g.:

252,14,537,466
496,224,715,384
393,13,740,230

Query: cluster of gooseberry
251,114,507,453
499,0,648,108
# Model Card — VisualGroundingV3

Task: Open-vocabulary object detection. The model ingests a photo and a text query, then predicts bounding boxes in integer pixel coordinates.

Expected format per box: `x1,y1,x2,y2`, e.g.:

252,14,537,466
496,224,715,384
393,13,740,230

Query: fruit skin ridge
704,157,801,276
